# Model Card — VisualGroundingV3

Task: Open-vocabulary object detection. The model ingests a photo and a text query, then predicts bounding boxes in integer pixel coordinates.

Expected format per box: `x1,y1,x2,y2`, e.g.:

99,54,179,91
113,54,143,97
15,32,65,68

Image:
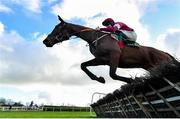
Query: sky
0,0,180,106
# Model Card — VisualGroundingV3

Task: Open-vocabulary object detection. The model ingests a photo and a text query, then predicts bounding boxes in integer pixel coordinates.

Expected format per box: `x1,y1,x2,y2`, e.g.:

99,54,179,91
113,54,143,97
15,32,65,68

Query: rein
57,28,110,46
73,28,110,46
71,28,93,36
92,34,109,45
67,28,93,41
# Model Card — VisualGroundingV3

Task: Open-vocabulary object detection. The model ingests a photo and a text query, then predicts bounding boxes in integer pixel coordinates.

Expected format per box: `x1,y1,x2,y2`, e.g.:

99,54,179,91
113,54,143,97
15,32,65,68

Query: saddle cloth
111,34,140,49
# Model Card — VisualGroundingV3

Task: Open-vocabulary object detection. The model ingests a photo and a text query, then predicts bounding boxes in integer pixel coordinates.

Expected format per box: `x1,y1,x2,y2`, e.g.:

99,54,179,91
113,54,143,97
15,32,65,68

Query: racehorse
43,15,174,84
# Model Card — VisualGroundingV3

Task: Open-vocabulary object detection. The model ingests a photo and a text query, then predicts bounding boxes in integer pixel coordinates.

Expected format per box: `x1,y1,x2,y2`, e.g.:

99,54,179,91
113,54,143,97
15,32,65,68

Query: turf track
0,111,96,118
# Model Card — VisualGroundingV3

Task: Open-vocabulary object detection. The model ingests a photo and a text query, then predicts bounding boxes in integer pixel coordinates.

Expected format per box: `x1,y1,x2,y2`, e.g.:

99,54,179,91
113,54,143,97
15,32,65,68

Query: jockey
99,18,137,43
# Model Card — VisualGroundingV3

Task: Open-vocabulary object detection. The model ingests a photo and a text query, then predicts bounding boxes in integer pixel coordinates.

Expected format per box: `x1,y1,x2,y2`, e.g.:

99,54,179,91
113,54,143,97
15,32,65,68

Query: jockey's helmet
102,18,115,26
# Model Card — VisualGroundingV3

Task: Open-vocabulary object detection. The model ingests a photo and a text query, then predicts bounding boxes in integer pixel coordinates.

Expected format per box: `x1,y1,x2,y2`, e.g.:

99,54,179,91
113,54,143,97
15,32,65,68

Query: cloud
2,0,43,13
0,82,125,106
0,21,4,35
0,0,60,14
12,0,42,13
154,28,180,58
38,91,51,104
0,3,12,13
48,0,58,4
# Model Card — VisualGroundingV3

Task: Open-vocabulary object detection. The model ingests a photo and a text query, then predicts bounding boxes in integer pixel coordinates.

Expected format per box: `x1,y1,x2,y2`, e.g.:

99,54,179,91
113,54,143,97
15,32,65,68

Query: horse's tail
149,52,180,78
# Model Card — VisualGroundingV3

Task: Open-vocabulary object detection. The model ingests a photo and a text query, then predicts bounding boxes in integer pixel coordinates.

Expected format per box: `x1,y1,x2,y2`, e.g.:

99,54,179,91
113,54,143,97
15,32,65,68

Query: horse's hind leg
109,52,132,83
81,58,106,84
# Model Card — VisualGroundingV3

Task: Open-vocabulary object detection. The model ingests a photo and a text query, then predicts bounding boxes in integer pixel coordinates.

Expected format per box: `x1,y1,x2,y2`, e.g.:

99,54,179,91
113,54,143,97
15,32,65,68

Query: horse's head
43,16,70,47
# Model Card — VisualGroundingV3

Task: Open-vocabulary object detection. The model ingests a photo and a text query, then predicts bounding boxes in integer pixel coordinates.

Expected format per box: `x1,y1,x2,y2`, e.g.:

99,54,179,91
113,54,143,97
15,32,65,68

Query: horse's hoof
97,77,105,84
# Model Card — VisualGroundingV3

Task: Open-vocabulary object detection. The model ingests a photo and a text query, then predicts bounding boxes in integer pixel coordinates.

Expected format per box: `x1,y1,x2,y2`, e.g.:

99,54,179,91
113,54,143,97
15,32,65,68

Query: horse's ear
58,15,64,23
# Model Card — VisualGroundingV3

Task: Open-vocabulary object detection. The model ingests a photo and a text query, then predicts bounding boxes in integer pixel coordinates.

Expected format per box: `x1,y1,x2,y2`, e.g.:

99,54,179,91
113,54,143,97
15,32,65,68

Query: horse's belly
119,48,146,68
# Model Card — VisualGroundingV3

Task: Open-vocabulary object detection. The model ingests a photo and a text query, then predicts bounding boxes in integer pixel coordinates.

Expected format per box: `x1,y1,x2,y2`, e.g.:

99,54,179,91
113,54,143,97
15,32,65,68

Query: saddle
111,34,140,49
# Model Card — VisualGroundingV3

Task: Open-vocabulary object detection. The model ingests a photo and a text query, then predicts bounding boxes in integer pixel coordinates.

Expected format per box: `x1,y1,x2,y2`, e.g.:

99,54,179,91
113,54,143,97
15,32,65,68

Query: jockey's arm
100,27,118,32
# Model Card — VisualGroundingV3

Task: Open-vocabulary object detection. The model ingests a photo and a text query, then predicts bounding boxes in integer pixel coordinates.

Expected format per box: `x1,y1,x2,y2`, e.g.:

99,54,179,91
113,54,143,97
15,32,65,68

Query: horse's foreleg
109,52,132,84
81,58,106,84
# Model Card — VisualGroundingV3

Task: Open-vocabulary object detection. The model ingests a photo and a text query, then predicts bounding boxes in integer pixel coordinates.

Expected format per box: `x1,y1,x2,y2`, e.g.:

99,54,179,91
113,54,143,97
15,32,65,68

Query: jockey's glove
95,27,100,30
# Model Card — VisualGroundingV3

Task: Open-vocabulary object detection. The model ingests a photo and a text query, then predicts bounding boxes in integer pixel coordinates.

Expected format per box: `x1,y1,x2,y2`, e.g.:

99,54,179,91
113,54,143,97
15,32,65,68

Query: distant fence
91,61,180,118
0,105,90,112
42,105,90,112
0,106,42,111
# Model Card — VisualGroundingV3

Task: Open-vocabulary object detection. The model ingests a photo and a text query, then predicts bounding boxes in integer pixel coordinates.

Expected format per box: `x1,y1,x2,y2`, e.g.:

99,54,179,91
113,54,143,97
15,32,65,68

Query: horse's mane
68,23,93,30
68,23,111,34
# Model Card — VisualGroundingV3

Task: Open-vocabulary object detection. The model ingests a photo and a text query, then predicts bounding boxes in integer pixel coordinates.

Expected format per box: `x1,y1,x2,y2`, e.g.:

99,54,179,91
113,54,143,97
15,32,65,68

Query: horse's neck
69,23,97,43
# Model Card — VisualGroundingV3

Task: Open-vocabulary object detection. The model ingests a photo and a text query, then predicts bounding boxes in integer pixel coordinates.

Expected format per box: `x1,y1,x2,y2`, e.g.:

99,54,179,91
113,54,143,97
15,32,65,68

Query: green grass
0,111,96,118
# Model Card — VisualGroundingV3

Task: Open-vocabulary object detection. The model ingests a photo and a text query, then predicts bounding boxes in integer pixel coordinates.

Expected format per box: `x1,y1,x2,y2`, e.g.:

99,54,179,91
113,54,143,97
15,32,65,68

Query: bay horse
43,15,174,84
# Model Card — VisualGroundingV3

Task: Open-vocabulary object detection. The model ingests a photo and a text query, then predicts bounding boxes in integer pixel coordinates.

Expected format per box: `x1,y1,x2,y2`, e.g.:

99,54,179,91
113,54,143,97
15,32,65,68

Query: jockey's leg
117,30,128,40
81,58,106,84
120,30,137,42
109,51,133,84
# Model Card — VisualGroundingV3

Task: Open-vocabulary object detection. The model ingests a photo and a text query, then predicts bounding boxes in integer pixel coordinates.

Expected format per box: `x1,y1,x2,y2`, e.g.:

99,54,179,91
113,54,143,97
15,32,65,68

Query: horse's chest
89,45,108,58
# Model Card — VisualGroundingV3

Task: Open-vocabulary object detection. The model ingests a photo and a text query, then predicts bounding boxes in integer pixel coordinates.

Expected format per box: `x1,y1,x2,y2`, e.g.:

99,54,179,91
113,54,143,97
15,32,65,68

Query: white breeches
120,30,137,42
